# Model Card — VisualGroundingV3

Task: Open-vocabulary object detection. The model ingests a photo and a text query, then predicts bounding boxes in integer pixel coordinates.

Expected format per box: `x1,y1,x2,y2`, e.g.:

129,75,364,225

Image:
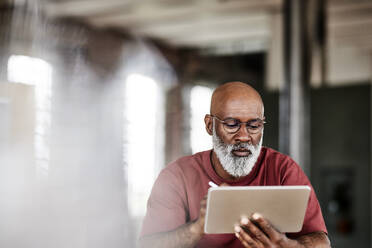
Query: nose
234,123,251,143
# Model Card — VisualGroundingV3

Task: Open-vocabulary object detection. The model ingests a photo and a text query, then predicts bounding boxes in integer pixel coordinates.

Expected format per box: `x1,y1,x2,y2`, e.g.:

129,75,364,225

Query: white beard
212,122,263,178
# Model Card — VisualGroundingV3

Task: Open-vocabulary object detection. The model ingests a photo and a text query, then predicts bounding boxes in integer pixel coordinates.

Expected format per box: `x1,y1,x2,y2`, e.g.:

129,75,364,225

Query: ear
204,114,213,136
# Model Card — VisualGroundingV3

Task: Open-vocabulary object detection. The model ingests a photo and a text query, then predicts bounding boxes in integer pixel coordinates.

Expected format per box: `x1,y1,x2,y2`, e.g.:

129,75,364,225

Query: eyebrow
223,117,262,122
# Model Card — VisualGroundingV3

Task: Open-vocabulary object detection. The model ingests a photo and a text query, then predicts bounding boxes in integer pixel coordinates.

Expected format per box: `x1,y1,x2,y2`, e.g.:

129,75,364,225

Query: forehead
215,96,263,121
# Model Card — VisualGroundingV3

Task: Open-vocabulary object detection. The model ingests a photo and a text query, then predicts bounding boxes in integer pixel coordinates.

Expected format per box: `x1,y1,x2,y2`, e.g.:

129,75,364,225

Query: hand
191,194,208,236
234,213,303,248
192,183,230,235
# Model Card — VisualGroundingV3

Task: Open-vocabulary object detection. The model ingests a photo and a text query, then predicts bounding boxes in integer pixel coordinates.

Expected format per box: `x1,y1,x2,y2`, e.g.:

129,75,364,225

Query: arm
296,232,331,248
235,213,331,248
138,219,203,248
138,195,207,248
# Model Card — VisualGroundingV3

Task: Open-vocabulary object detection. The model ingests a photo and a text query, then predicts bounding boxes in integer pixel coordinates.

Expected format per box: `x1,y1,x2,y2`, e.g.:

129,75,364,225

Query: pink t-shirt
140,147,327,247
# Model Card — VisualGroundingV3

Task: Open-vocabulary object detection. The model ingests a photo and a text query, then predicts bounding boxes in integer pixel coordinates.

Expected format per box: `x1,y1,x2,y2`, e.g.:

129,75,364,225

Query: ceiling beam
329,34,372,50
329,2,372,25
201,40,268,55
44,0,133,18
132,13,270,39
88,0,281,27
328,0,372,13
167,29,269,47
329,19,372,36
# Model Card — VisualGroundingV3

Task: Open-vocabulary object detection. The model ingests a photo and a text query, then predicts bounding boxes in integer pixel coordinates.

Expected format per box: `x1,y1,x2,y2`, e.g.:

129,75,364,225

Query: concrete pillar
281,0,312,174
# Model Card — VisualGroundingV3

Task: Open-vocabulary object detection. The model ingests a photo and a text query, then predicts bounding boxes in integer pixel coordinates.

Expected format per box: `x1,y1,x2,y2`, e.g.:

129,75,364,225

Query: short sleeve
280,159,328,238
140,168,188,237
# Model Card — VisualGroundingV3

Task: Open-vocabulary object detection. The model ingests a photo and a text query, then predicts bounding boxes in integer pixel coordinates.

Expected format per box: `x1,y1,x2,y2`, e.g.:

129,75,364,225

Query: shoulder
262,147,310,185
161,150,211,178
261,147,297,167
152,150,210,198
260,147,304,181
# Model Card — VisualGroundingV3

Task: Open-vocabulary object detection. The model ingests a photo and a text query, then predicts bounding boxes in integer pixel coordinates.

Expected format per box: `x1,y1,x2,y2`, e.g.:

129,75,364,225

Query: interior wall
0,83,36,248
311,84,371,248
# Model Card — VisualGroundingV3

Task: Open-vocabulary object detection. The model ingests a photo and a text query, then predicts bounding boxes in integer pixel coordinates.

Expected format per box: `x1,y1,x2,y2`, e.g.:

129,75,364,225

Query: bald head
210,82,264,117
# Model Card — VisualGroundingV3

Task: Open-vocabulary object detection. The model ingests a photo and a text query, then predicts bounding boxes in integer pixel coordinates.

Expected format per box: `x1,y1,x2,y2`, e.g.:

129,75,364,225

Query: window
124,74,164,218
7,55,52,176
190,85,214,154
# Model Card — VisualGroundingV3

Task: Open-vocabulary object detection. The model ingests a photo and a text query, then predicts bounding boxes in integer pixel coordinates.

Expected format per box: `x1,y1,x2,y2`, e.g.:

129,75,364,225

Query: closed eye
248,125,260,129
225,123,239,128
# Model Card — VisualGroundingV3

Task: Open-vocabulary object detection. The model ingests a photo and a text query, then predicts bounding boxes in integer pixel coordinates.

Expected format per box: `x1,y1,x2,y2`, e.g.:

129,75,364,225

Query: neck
211,151,242,182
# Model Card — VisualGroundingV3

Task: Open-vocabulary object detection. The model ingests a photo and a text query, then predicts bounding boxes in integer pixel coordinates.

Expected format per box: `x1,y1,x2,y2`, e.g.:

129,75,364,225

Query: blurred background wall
0,0,371,247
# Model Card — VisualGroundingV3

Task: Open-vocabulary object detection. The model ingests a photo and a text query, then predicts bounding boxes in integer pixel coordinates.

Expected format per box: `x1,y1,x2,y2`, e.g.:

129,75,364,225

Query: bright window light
190,85,214,154
8,55,52,86
124,74,163,218
7,55,52,176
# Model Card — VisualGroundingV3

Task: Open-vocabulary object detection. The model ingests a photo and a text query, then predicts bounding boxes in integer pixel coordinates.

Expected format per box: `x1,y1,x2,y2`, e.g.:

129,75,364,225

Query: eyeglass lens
222,119,264,134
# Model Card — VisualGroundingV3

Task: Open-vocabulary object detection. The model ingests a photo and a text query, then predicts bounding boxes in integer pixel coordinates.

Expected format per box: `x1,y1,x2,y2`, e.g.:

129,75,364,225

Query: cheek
252,133,262,146
215,127,233,144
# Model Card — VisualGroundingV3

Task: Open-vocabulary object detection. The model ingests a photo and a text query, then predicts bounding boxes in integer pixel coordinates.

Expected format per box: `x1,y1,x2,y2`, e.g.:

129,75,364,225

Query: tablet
204,185,311,234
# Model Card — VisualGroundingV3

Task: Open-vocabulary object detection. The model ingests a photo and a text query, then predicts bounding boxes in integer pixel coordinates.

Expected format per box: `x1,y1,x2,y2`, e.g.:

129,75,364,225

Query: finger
200,195,207,207
235,233,251,248
240,216,271,246
251,213,281,241
199,202,206,215
234,226,251,248
199,195,208,218
235,225,261,248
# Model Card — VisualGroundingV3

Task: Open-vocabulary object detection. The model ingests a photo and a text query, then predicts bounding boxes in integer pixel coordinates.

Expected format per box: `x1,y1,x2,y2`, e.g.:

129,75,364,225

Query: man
139,82,330,248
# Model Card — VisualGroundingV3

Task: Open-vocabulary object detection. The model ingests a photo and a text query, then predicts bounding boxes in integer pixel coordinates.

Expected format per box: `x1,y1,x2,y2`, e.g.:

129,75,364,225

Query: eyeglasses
211,115,266,134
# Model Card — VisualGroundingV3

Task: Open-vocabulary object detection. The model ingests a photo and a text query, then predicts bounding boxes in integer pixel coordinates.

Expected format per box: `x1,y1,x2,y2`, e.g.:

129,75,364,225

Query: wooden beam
132,13,269,38
329,34,372,50
329,19,372,37
44,0,132,18
88,0,281,27
167,29,269,47
170,36,269,50
328,0,372,13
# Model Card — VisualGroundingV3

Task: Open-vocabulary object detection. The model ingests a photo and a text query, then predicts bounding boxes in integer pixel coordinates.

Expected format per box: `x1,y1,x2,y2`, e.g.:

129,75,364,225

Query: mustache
231,142,254,150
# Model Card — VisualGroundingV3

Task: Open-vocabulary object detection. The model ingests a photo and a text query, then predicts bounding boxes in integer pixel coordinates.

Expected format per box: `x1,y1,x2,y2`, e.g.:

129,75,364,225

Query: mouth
232,149,252,157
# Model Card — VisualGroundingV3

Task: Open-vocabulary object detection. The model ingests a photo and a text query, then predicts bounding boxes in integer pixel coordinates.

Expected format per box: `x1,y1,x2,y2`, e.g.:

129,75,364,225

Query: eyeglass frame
209,114,266,134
